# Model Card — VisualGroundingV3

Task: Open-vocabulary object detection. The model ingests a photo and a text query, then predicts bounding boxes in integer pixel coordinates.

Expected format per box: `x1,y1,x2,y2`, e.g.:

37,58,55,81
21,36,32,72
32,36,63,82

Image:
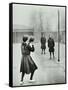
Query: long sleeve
21,44,25,54
53,40,55,47
28,44,35,52
21,43,27,55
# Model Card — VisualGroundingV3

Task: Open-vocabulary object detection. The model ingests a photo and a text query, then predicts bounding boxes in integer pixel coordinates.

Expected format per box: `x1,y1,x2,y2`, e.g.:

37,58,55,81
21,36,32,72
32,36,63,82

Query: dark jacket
40,37,46,49
48,38,55,52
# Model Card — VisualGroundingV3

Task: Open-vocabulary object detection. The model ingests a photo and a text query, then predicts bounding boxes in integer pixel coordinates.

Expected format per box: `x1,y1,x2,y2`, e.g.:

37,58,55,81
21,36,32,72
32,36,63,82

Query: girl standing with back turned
20,36,37,84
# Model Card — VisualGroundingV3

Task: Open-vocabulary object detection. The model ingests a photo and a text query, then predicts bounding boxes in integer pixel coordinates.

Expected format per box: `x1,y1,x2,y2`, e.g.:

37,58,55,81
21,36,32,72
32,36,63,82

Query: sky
13,4,65,32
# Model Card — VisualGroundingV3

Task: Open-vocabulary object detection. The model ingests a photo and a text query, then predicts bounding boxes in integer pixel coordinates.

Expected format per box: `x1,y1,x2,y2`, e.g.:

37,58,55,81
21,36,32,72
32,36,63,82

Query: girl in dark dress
48,36,55,59
40,34,46,54
20,37,37,83
20,36,28,83
27,38,37,81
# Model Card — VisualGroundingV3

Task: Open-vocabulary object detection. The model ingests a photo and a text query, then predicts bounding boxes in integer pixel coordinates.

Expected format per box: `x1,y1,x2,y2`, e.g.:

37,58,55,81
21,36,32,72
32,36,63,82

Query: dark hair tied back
29,38,34,42
23,36,28,42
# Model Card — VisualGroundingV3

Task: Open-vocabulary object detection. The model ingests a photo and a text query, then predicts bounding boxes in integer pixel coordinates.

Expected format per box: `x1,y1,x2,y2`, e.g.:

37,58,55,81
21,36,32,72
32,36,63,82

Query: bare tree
30,10,37,32
39,10,44,36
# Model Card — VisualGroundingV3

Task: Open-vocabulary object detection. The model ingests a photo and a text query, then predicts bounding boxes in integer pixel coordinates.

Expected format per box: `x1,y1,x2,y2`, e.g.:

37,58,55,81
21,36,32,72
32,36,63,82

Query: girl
27,37,37,81
20,36,37,84
20,36,28,83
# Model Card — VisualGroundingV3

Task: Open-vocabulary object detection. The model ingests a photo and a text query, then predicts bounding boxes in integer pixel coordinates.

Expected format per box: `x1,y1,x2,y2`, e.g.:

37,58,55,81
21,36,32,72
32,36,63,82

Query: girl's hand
30,43,32,47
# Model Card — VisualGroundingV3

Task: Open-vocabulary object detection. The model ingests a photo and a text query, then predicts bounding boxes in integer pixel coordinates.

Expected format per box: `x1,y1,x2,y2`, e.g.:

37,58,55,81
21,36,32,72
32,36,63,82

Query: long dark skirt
41,44,46,49
20,55,37,74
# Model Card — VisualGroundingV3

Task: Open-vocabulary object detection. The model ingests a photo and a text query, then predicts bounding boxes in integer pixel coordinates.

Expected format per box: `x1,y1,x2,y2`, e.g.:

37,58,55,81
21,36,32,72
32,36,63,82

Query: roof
13,24,34,32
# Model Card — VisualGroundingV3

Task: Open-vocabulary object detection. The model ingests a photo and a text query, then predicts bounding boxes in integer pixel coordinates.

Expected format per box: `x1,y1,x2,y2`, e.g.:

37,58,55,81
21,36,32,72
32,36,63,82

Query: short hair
22,36,28,42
